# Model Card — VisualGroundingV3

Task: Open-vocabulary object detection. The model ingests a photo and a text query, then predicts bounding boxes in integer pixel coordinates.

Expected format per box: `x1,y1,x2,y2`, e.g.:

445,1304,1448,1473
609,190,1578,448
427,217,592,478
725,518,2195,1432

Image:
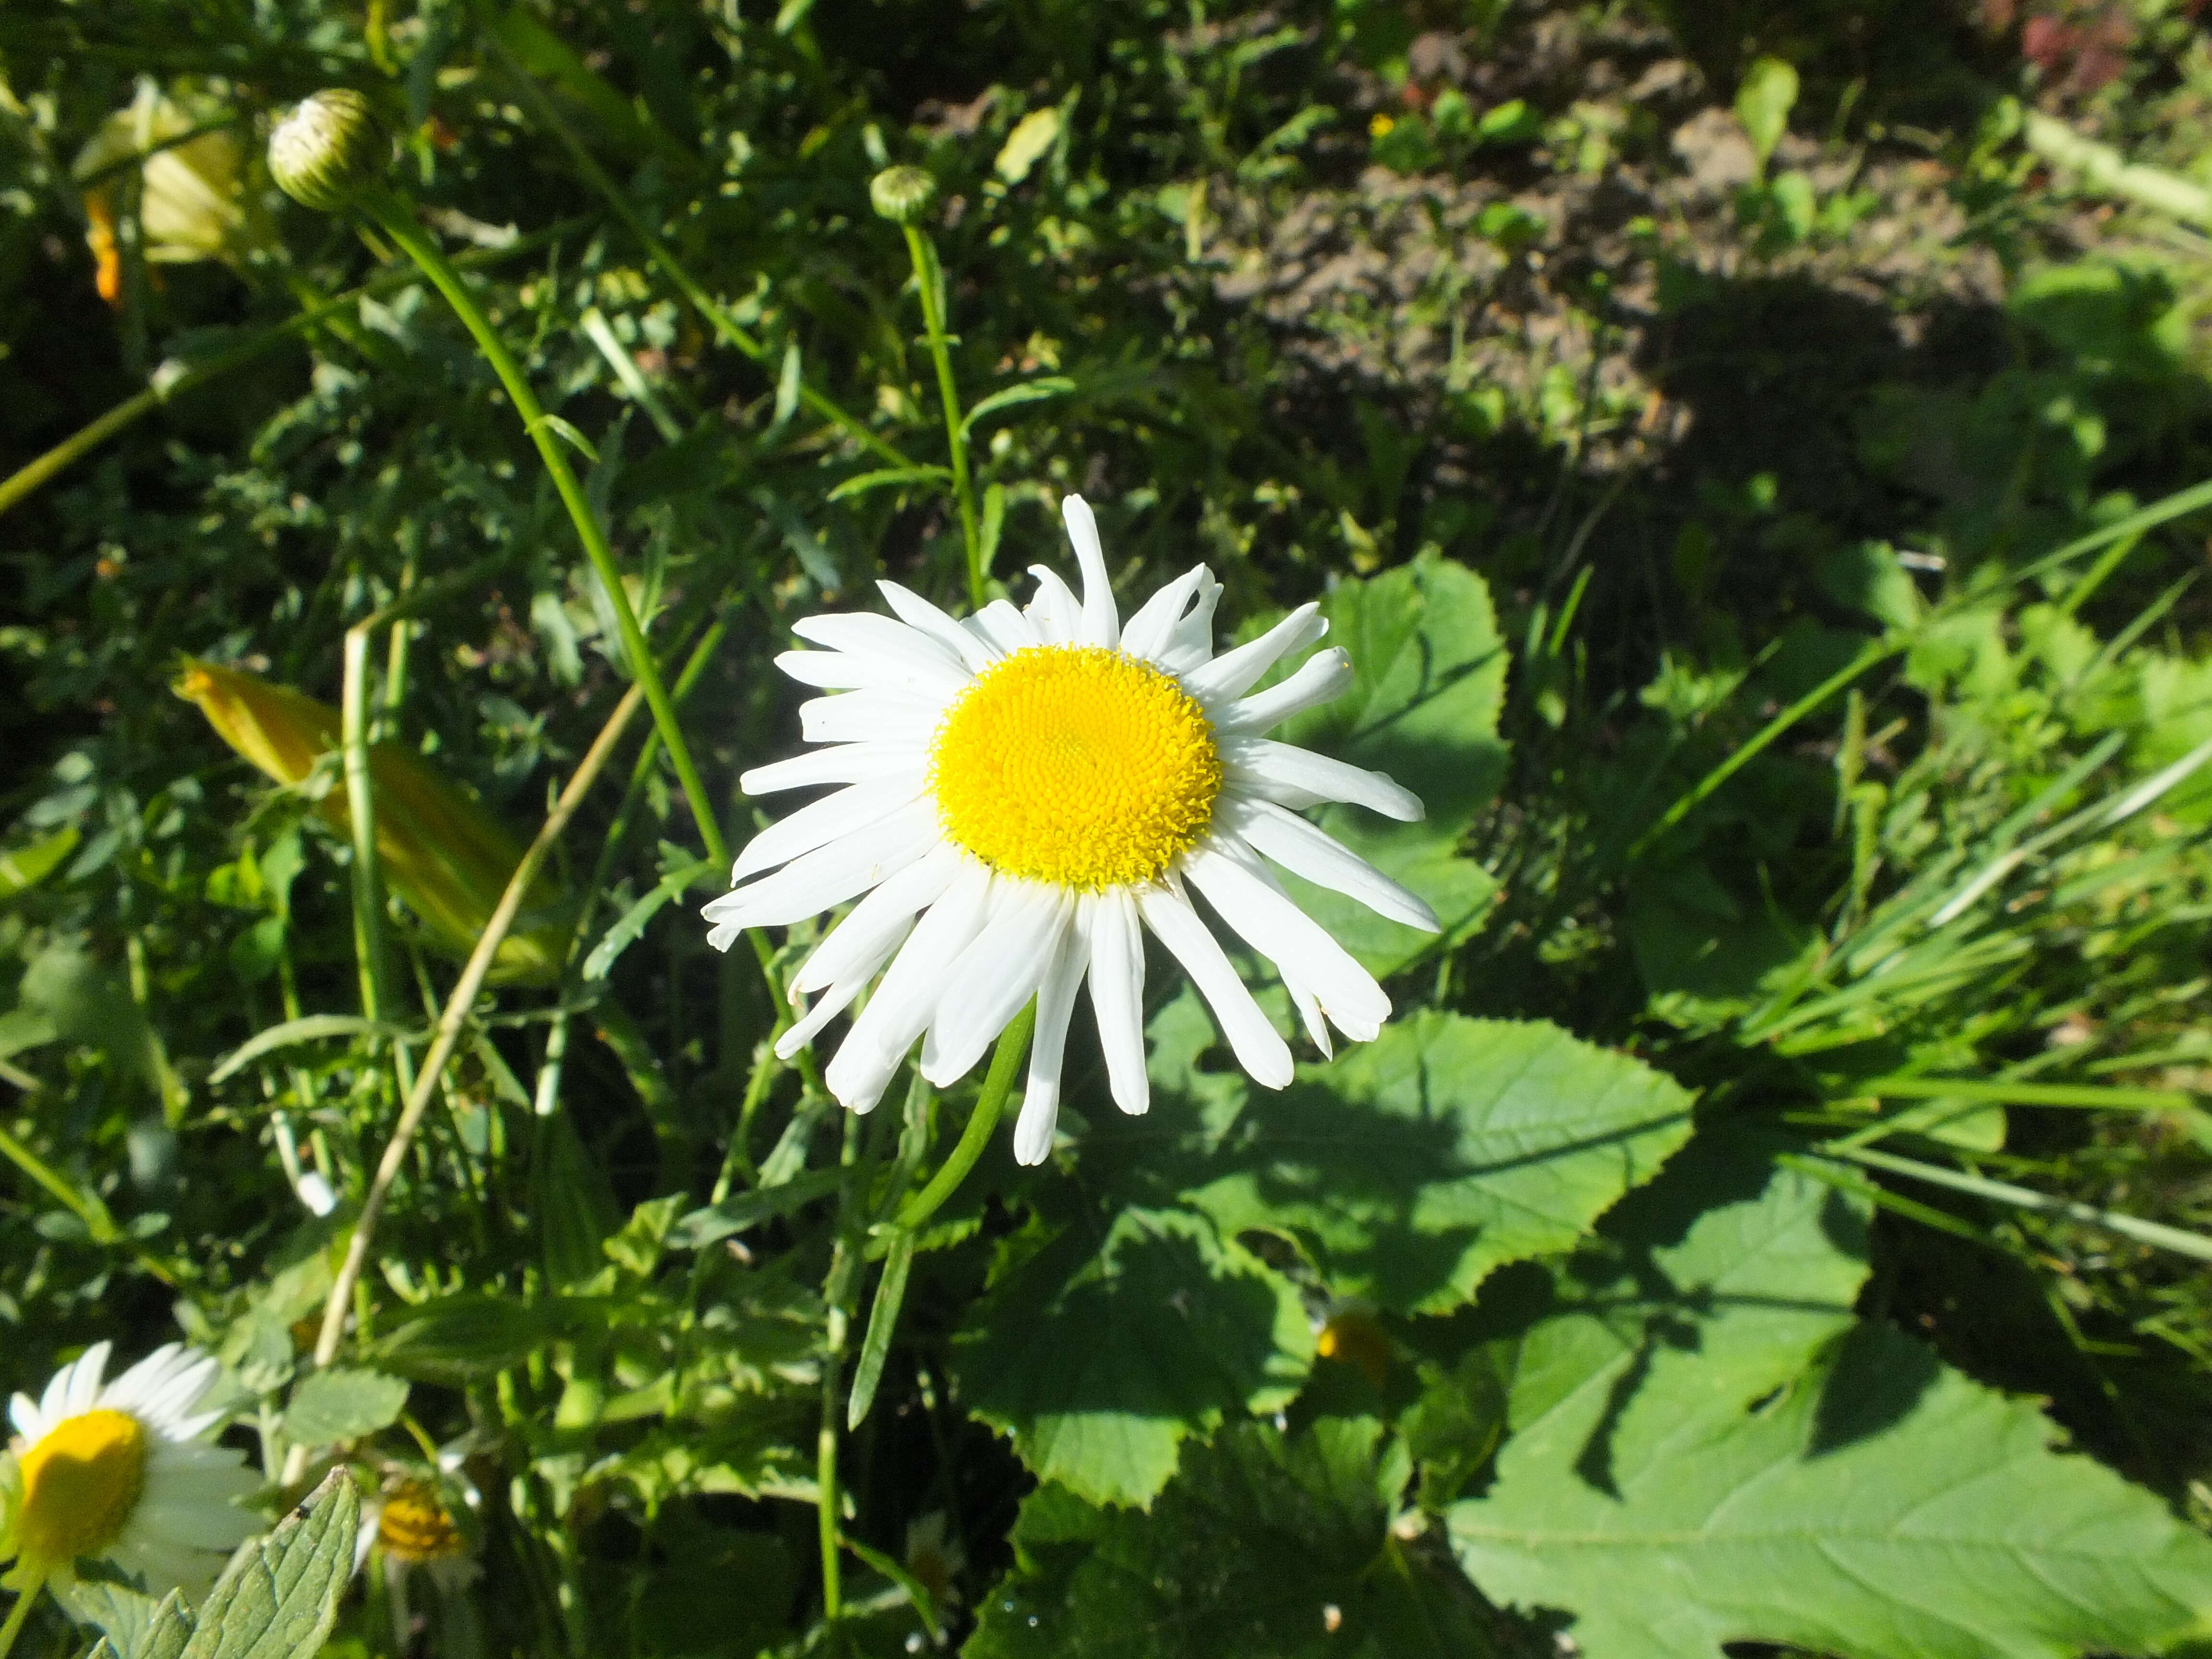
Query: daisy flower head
0,1343,259,1610
702,494,1440,1164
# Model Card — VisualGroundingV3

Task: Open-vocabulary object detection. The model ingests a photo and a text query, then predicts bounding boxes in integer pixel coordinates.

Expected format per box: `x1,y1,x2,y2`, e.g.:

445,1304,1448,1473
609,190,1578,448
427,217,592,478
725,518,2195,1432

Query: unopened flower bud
267,89,388,212
869,165,937,227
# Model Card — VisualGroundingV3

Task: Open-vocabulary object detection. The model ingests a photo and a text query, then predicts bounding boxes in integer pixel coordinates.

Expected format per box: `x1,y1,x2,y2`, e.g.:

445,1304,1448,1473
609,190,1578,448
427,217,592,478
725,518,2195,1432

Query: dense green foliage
6,1,2212,1655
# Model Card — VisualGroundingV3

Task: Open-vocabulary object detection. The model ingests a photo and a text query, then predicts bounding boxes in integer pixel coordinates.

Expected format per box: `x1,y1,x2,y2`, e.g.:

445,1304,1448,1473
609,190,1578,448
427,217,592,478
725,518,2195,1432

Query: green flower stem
361,189,732,875
888,1005,1034,1241
901,223,986,609
289,681,648,1486
0,1575,42,1659
0,219,584,522
817,1107,870,1622
477,26,911,470
339,621,397,1029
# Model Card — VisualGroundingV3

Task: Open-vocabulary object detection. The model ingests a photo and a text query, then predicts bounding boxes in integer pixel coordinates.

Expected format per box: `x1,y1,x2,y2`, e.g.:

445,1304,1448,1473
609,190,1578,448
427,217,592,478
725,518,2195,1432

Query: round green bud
267,89,389,212
869,165,937,227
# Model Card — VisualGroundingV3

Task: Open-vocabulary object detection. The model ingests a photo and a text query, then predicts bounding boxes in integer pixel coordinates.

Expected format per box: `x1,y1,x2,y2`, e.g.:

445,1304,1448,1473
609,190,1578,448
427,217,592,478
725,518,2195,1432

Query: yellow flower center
930,645,1221,890
376,1483,464,1563
15,1409,147,1571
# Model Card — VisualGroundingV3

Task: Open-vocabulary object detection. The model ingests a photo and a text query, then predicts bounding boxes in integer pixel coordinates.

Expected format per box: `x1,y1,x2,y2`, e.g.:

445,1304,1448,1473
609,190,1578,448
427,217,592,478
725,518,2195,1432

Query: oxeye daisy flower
0,1343,259,1616
702,494,1440,1164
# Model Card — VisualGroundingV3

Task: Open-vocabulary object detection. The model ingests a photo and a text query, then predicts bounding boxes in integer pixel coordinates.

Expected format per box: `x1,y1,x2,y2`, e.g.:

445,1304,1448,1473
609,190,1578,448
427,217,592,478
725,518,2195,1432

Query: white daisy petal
1179,602,1326,704
1214,647,1354,734
966,598,1042,658
1289,980,1333,1059
1060,494,1120,649
1184,843,1391,1042
1220,794,1441,931
792,610,972,677
793,844,966,996
799,690,945,746
1014,908,1091,1166
702,801,941,943
1220,734,1424,820
1024,565,1082,644
923,884,1074,1086
779,907,920,1059
878,579,1000,672
741,741,924,797
826,861,996,1112
1136,882,1293,1088
1156,570,1226,676
53,1342,112,1419
729,774,928,883
10,1391,44,1441
1120,564,1217,665
774,647,969,700
1084,888,1149,1116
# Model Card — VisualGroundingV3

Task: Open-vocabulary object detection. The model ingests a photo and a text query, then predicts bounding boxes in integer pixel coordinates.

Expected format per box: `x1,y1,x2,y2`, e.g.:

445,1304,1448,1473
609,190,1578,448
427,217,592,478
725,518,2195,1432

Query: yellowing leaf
176,659,570,983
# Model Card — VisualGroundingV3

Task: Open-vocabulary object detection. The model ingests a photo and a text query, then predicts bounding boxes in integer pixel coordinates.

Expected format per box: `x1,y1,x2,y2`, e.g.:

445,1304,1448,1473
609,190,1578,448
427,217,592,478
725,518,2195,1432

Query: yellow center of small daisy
377,1482,465,1563
930,645,1221,889
15,1409,147,1570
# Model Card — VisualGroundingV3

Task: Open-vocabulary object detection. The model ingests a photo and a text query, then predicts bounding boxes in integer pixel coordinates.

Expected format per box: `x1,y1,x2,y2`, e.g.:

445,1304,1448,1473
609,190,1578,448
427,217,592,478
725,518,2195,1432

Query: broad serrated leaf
283,1366,409,1446
967,1419,1490,1659
952,1206,1312,1506
1445,1139,2212,1659
1272,553,1509,974
1181,1013,1695,1314
179,1469,358,1659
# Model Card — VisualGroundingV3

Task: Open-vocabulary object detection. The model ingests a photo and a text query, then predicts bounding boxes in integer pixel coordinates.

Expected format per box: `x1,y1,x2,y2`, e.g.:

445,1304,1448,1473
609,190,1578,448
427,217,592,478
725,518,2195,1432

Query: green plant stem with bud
357,190,730,873
899,222,986,608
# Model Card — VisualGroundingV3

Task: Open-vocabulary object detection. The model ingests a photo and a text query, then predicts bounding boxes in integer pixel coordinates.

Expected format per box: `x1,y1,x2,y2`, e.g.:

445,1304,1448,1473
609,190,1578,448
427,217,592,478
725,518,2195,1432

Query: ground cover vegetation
4,0,2212,1654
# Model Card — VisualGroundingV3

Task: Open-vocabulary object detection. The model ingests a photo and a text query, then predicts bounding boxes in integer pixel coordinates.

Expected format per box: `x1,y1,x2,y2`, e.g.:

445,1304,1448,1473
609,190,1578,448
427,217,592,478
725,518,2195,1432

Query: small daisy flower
0,1343,259,1611
702,494,1440,1163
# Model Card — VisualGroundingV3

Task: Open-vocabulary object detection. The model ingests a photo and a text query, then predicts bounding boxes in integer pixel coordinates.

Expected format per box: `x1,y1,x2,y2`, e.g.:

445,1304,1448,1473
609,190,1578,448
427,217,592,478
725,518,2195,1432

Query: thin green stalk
817,1107,869,1622
295,683,646,1476
901,223,985,607
888,1006,1034,1241
339,623,396,1025
0,219,584,520
0,1576,41,1659
477,25,909,469
1833,1144,2212,1264
360,190,731,873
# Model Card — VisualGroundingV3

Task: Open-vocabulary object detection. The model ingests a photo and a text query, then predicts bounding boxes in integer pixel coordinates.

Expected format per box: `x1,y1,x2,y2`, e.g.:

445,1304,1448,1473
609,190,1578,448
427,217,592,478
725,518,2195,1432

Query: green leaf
1734,56,1798,169
208,1014,409,1084
179,1469,359,1659
967,1419,1489,1659
0,826,79,900
669,1166,843,1249
283,1366,409,1447
993,106,1061,184
1445,1137,2212,1658
953,1206,1313,1506
823,465,954,504
373,1293,607,1381
1182,1012,1695,1315
534,1107,623,1286
526,411,601,462
957,377,1075,441
583,857,716,980
1273,553,1509,975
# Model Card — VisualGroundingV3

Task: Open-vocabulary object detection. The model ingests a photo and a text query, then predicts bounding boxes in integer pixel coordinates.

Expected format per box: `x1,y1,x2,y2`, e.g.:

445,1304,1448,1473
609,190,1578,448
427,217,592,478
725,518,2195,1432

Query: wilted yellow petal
175,660,572,985
74,81,271,277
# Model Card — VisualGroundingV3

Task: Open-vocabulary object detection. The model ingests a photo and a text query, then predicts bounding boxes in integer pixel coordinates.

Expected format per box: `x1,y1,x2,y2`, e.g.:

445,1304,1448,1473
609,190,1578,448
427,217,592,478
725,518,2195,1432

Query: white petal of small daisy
704,491,1437,1149
3,1342,256,1605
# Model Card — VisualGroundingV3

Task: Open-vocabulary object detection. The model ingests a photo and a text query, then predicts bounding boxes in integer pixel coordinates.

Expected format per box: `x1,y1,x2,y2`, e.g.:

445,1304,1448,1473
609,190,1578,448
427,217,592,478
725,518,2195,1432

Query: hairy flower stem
361,190,732,875
900,224,985,609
